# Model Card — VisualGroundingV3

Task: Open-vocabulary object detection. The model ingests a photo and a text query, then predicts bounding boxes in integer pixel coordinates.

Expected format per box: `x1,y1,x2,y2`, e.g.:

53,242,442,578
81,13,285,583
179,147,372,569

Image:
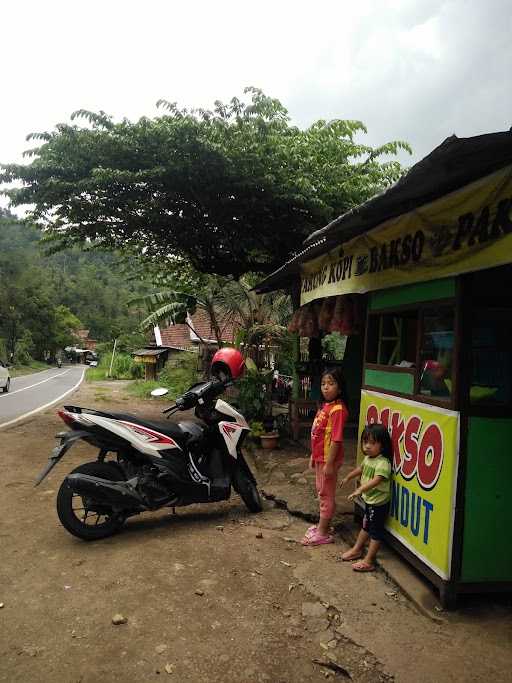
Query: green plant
236,360,273,422
86,351,142,381
249,420,265,439
125,353,199,400
129,362,144,379
14,330,35,366
322,332,347,360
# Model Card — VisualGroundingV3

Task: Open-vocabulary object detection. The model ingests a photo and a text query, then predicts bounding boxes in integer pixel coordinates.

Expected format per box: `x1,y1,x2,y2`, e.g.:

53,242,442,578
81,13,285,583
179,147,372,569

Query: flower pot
260,432,279,449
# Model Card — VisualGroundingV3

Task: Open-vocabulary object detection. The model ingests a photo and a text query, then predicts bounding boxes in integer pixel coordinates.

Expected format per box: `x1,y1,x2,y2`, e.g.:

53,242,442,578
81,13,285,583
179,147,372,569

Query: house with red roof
155,309,239,351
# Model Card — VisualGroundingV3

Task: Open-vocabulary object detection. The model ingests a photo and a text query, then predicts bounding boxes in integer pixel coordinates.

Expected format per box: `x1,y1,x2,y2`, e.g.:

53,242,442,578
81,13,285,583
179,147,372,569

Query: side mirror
151,387,169,397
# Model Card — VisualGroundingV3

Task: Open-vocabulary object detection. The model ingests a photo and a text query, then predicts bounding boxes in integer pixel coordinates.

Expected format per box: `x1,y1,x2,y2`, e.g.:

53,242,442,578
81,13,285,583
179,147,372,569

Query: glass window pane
470,310,512,405
366,312,417,366
419,309,454,400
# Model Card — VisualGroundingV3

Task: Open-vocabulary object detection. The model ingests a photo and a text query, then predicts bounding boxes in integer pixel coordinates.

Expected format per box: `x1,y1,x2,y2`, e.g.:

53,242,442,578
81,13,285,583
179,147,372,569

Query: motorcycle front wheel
56,461,126,541
233,467,263,513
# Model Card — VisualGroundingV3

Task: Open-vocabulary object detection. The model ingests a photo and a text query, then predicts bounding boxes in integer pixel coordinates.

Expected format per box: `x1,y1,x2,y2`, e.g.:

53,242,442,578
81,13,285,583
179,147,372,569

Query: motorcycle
35,348,262,541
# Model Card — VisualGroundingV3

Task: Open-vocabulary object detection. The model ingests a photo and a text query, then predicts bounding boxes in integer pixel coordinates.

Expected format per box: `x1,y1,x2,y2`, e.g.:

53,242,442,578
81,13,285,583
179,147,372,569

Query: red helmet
211,347,245,381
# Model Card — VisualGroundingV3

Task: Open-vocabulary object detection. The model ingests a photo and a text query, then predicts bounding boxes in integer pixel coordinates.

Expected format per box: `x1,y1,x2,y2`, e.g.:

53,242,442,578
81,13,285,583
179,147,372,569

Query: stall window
470,310,512,406
419,308,455,401
366,311,418,367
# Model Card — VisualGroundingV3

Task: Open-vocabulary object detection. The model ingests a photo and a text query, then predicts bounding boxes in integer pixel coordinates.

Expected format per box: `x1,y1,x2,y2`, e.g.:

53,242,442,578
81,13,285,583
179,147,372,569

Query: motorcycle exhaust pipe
66,473,146,508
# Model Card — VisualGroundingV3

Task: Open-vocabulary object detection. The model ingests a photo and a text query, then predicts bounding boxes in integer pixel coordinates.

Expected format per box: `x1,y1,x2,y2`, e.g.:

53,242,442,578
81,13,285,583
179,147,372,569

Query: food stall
256,131,512,606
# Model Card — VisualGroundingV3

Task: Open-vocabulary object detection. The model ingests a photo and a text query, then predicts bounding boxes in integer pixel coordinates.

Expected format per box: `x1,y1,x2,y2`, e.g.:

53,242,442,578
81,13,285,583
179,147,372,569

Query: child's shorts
362,502,389,541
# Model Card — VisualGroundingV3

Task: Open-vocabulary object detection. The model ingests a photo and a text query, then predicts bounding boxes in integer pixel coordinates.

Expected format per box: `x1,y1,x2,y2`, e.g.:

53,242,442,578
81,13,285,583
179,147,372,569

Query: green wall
370,278,455,311
364,368,414,394
461,417,512,582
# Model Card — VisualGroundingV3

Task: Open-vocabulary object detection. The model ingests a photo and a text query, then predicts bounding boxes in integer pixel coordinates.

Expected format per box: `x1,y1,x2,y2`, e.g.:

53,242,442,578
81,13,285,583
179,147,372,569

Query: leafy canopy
1,88,411,277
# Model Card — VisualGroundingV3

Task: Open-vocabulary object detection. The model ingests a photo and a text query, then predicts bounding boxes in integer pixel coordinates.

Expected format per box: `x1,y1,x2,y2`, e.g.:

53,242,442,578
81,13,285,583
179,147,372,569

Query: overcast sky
2,0,511,211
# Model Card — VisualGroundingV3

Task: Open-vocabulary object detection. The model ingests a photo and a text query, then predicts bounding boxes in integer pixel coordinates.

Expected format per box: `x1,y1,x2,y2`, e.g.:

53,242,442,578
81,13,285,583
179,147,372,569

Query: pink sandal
301,530,334,546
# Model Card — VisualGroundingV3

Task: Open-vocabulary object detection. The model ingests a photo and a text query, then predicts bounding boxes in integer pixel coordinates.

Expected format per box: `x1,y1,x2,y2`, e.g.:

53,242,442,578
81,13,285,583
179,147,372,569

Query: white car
0,361,10,393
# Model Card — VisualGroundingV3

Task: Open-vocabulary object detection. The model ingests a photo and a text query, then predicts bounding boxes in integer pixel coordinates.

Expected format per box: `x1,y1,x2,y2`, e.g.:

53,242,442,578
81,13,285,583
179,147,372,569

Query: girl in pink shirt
301,367,349,546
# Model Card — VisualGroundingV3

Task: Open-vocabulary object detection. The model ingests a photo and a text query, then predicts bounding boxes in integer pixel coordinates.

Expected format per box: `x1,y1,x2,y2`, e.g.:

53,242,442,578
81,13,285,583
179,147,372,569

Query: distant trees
0,213,148,363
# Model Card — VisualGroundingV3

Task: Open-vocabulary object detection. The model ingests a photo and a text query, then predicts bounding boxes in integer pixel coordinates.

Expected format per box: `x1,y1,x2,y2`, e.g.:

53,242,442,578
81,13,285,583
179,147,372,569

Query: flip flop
340,551,363,562
301,530,334,546
352,560,375,572
304,525,317,538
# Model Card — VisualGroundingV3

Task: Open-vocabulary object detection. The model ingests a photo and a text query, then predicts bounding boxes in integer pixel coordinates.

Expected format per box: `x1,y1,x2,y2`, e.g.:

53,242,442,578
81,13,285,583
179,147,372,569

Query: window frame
466,305,512,418
363,297,458,410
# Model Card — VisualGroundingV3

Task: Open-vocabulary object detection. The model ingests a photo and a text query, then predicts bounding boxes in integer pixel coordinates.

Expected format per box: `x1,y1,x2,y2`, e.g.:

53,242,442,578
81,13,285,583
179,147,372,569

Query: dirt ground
1,381,511,683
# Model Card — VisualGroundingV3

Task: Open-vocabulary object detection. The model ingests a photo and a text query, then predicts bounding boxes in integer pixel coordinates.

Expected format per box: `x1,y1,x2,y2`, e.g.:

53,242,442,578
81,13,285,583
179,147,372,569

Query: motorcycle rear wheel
233,467,263,513
57,461,126,541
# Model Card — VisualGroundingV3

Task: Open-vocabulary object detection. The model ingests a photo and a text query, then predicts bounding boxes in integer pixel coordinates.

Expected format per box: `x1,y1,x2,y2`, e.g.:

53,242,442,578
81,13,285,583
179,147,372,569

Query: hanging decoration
288,295,363,337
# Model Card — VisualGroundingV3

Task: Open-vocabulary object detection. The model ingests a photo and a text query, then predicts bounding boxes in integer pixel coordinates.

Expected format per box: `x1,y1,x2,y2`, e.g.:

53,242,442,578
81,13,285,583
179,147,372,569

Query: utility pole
108,338,118,378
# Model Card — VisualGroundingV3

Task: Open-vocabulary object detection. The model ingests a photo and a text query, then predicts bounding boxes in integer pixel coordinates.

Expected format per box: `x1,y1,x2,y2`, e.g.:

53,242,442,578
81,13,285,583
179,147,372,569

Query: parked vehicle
0,360,11,393
35,348,262,540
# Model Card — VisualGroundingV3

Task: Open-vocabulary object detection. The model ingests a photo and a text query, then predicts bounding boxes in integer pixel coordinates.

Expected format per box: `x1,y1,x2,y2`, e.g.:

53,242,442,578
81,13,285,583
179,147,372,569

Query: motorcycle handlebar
174,379,228,411
175,393,196,410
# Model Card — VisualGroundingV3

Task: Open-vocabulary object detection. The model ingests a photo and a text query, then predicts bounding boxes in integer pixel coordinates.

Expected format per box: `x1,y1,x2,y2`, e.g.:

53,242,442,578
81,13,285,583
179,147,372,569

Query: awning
255,130,512,294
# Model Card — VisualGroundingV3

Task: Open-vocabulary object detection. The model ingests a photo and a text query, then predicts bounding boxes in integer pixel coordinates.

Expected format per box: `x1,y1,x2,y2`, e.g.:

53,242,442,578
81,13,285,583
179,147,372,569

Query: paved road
0,365,85,429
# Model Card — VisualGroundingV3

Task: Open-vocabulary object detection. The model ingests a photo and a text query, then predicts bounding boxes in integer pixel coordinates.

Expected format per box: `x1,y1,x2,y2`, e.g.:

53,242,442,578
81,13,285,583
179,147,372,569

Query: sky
2,0,511,212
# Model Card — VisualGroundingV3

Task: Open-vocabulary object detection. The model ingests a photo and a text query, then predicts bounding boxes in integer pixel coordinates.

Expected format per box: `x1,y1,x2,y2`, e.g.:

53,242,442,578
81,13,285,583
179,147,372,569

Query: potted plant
238,358,279,448
259,429,279,450
259,414,279,449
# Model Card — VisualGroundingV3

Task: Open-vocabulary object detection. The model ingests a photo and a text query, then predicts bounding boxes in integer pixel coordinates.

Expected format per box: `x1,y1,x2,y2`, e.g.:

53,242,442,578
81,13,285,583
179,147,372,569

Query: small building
256,130,512,607
132,347,170,381
155,309,239,373
75,329,97,352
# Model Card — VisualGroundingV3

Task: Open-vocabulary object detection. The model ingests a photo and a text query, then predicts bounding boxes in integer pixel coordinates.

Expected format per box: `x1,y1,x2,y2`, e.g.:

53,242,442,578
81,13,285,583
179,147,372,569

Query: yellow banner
301,165,512,304
358,390,460,579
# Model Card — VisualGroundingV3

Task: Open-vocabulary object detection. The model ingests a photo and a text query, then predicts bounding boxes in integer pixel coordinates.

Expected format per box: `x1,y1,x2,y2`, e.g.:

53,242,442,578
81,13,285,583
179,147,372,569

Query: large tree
1,89,410,277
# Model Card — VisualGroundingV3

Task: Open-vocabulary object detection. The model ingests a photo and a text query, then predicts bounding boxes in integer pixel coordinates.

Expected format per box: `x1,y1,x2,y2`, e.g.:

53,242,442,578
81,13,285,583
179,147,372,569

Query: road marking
1,370,72,397
0,369,86,430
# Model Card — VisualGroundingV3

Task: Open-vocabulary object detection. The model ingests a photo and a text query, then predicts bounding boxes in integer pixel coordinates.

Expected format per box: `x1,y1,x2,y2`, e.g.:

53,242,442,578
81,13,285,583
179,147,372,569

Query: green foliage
274,333,296,376
125,380,164,399
1,89,411,278
14,330,35,365
0,338,6,363
249,420,265,438
322,332,347,360
115,331,148,354
236,365,273,421
157,352,199,398
134,274,237,347
53,305,82,349
125,352,199,400
0,212,150,364
86,351,140,381
129,362,144,379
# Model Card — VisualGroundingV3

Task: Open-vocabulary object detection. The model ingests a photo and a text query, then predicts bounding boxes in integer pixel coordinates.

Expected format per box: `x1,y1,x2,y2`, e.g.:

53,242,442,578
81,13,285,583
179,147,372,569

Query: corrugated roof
132,348,168,357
